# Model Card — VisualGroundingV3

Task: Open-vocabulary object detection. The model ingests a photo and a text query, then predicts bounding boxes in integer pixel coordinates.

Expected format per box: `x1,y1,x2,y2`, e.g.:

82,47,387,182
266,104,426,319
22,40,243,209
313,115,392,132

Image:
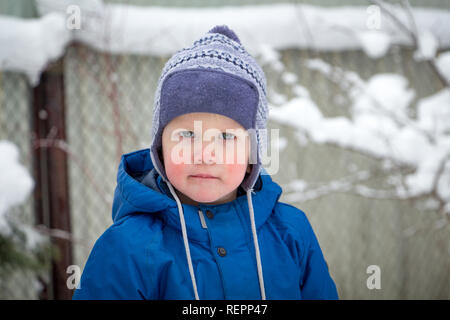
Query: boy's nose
193,140,216,165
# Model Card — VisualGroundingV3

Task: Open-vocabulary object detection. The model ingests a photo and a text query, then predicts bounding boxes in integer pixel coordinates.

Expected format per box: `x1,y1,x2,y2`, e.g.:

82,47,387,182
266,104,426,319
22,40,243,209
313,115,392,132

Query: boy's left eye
221,132,236,140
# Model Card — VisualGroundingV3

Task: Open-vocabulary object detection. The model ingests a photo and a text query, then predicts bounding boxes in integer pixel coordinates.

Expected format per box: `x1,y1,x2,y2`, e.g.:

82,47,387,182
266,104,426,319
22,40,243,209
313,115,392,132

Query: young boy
73,25,338,300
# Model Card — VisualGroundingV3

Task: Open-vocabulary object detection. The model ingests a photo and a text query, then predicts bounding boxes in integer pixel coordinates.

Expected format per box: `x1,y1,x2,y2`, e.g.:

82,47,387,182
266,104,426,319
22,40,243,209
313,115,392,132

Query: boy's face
162,112,250,206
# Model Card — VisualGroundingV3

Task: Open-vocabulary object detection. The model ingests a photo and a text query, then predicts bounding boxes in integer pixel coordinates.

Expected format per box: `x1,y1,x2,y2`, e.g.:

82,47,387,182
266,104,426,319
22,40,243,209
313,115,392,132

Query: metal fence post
32,58,74,300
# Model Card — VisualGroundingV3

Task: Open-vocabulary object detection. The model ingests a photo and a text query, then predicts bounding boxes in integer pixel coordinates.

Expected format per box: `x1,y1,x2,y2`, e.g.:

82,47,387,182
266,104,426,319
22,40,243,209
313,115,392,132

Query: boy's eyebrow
172,121,244,131
174,127,244,133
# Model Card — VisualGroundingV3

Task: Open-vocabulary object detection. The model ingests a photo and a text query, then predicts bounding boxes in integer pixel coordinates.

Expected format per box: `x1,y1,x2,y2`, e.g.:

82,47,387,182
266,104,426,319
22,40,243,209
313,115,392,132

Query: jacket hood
112,148,282,229
112,149,174,223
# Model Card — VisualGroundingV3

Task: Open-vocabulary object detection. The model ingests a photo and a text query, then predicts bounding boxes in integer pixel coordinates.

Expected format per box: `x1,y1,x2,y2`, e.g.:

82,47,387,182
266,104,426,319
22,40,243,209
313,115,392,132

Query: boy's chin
191,194,221,204
189,191,235,205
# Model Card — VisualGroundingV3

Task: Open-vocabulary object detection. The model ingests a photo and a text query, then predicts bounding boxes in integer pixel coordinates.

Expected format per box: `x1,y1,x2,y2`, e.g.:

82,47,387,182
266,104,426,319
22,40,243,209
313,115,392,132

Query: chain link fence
0,72,43,299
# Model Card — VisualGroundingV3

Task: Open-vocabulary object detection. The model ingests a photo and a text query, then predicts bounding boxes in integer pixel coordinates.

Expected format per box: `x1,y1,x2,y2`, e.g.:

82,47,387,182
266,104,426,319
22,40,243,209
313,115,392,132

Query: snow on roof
1,1,450,85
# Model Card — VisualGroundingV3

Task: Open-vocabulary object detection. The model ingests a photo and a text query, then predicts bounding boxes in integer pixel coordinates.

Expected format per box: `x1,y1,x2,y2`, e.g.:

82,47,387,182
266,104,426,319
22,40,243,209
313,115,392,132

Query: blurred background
0,0,449,299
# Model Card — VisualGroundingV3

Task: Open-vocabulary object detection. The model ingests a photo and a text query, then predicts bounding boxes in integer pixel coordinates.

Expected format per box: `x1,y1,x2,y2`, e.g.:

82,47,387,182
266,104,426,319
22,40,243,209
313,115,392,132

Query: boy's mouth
189,174,218,179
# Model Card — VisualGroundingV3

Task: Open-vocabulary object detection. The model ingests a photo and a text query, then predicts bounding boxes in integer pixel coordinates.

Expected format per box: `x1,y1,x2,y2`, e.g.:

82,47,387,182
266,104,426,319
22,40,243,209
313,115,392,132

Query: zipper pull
197,209,208,229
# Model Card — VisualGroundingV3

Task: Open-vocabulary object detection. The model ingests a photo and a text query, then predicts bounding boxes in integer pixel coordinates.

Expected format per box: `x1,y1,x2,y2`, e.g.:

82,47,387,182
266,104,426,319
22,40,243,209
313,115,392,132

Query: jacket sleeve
298,211,339,300
72,222,157,300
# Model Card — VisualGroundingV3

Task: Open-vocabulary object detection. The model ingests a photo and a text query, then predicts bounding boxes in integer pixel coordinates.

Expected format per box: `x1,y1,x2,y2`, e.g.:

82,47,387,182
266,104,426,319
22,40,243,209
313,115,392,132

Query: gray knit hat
150,25,268,192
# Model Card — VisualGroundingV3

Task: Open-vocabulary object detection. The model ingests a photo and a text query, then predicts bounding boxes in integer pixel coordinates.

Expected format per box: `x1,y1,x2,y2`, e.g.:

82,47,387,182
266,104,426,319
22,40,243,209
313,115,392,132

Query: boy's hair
150,25,269,192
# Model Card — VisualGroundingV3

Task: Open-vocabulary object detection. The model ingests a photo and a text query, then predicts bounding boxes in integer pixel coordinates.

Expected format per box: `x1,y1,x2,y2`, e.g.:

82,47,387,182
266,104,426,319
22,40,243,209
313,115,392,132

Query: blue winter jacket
72,148,338,300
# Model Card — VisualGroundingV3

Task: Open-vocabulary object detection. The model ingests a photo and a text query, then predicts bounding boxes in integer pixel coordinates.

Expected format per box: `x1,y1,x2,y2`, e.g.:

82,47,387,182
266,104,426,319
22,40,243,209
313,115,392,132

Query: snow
305,58,333,75
277,136,288,151
270,92,288,105
1,1,450,85
414,30,439,61
258,44,284,72
270,97,322,135
417,88,450,136
355,30,391,59
281,72,298,85
352,73,415,122
292,84,311,98
438,161,450,201
19,224,48,250
0,13,71,85
0,141,34,234
435,51,450,84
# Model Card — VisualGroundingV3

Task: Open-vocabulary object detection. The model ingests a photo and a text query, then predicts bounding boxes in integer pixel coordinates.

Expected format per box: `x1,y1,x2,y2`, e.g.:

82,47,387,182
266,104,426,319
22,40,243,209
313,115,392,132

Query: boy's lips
189,174,218,179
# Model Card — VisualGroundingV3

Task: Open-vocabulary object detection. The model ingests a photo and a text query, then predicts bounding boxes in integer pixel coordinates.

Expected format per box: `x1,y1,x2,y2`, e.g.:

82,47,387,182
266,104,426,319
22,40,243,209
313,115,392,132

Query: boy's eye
221,132,236,140
180,130,195,138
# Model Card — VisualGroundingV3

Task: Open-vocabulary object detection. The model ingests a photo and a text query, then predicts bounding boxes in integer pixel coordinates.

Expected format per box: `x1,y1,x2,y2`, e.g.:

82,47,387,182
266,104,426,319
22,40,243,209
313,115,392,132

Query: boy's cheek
165,161,186,179
162,147,186,179
223,163,248,180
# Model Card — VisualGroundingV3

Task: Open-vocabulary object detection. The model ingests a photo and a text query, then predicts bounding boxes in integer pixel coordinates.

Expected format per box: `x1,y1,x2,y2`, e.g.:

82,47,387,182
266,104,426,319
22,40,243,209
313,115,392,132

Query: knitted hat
150,25,269,192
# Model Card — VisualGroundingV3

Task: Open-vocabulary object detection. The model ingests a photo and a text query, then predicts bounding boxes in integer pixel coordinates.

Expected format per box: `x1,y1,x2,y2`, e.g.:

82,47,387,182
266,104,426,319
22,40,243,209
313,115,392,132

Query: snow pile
414,30,439,61
0,13,71,85
270,59,450,201
354,30,391,59
0,141,35,234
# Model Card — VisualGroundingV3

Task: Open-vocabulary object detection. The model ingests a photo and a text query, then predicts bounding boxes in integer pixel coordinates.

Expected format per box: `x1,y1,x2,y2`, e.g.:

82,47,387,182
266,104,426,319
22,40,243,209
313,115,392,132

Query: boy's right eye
179,130,195,138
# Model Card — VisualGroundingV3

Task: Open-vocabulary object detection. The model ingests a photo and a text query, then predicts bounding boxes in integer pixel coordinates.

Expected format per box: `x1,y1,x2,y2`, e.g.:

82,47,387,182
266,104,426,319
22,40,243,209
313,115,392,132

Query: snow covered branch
369,0,449,88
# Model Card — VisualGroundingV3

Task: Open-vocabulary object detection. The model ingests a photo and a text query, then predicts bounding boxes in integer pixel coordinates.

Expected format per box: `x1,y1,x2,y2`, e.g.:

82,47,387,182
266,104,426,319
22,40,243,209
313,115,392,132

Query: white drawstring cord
166,180,200,300
164,176,265,300
247,188,266,300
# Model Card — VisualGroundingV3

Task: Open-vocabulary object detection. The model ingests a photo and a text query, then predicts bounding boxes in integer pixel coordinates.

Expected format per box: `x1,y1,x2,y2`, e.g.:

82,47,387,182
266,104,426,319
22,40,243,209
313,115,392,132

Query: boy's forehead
168,112,243,128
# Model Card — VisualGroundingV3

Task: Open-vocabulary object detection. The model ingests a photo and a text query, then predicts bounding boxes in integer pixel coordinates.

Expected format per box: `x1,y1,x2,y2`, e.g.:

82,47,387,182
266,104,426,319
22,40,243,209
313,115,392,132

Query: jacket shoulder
73,213,163,299
273,202,311,232
107,213,164,246
275,201,307,216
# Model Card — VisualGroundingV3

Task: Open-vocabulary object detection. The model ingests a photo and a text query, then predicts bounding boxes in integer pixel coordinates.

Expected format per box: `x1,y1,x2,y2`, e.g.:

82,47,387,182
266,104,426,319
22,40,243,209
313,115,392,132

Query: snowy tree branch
369,0,450,88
